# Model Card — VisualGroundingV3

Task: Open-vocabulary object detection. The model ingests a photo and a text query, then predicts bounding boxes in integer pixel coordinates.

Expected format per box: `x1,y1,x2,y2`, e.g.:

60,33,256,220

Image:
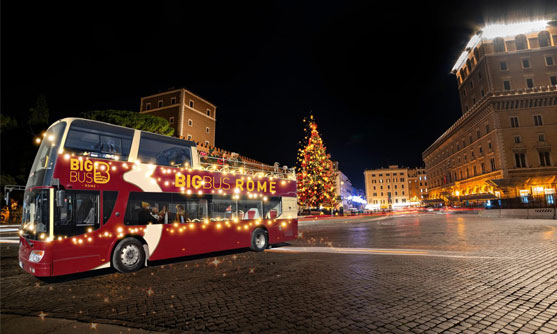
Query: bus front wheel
112,237,145,273
250,228,268,252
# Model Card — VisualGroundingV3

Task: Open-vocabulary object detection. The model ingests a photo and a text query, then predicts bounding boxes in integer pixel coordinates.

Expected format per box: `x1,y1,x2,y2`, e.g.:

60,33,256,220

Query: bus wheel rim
255,233,266,248
121,244,140,266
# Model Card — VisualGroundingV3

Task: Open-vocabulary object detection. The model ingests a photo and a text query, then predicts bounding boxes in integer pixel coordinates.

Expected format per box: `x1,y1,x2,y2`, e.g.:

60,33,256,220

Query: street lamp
455,190,460,206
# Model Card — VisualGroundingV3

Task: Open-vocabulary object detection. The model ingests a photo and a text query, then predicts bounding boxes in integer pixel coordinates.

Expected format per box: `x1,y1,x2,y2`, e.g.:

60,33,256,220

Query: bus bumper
18,238,52,277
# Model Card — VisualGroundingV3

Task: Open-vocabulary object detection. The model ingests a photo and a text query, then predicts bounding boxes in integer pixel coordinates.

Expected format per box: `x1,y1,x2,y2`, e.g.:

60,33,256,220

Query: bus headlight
29,250,45,263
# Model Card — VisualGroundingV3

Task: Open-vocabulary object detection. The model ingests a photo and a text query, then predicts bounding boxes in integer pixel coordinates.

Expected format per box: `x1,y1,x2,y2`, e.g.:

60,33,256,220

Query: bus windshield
21,189,51,240
26,122,67,188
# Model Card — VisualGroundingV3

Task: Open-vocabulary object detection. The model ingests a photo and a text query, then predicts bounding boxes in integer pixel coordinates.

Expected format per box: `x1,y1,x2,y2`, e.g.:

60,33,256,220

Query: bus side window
54,190,100,237
264,197,282,219
172,194,207,223
238,199,262,220
103,191,118,224
124,192,173,225
208,196,237,221
138,133,192,167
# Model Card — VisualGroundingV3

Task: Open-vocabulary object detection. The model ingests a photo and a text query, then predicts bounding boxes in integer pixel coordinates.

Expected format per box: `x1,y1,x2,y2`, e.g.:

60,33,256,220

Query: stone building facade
140,88,216,147
423,21,557,205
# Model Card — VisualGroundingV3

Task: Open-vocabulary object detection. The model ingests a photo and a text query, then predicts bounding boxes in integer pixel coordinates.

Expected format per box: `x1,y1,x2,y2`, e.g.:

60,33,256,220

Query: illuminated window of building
493,37,505,52
539,31,551,47
533,115,543,126
515,34,527,50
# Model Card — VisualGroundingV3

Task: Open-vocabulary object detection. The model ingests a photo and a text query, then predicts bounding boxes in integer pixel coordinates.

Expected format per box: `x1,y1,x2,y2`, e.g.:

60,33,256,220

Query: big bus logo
69,158,110,184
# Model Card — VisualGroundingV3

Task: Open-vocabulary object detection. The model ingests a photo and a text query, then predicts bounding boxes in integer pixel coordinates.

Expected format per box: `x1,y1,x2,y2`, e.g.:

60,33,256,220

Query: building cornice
423,86,557,158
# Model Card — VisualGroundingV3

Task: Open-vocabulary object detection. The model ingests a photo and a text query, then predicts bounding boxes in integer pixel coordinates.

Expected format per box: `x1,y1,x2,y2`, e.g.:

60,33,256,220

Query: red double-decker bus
19,118,298,276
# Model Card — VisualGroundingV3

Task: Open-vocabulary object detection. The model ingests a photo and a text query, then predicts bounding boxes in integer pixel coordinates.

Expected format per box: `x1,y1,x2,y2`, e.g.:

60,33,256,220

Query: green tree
28,94,49,135
0,113,18,131
81,110,175,136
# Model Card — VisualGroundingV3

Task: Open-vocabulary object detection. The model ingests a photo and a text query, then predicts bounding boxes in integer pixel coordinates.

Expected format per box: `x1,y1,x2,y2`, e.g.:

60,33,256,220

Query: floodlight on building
451,19,550,74
481,20,549,39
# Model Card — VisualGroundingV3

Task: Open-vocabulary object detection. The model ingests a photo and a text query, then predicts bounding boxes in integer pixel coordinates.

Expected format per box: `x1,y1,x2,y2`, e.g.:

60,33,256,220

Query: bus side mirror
56,190,66,207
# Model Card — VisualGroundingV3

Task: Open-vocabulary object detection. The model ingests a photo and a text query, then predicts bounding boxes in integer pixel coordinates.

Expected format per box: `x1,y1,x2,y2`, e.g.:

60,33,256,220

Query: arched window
515,34,527,50
538,30,551,47
493,37,505,52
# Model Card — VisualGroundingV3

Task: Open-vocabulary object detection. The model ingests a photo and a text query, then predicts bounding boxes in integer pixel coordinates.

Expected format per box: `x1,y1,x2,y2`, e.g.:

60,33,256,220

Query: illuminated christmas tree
296,115,337,209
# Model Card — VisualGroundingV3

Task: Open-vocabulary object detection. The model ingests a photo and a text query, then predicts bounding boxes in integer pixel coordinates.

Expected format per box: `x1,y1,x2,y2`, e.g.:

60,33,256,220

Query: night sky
2,1,556,189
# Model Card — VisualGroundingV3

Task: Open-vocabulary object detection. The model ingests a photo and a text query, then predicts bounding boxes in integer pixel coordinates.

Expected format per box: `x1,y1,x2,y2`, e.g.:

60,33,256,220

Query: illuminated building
408,167,428,202
364,165,410,209
333,162,356,211
140,88,216,146
423,20,557,205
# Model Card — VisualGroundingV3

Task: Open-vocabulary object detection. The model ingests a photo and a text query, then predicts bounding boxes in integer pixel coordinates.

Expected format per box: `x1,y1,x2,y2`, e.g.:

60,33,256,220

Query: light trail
267,246,496,259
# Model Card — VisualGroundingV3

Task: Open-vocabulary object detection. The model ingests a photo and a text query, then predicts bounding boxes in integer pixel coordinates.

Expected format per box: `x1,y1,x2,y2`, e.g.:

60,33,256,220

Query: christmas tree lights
296,115,337,209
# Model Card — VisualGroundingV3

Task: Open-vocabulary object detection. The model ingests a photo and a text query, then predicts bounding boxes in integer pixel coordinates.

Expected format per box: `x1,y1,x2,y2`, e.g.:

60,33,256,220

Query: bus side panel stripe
143,224,163,257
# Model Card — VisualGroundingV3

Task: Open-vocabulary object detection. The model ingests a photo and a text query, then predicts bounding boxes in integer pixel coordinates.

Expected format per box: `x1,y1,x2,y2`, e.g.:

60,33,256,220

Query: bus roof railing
199,156,296,180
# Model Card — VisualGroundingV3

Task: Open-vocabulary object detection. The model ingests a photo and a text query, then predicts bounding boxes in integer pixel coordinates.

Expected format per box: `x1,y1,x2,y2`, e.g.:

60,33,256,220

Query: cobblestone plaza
2,213,557,333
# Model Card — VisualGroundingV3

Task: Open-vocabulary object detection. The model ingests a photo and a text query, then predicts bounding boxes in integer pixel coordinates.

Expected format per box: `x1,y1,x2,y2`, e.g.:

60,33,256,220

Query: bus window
64,120,133,161
137,132,192,167
182,198,208,222
263,197,282,219
102,191,118,224
54,190,100,237
26,122,67,188
124,192,172,225
209,197,237,221
238,199,262,220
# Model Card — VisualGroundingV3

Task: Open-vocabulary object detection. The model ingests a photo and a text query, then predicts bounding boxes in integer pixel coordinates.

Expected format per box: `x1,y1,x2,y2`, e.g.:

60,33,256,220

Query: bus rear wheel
250,228,268,252
112,237,145,273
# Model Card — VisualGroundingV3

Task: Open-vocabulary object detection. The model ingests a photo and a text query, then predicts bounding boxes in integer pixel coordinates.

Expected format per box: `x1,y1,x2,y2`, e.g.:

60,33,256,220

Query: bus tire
112,237,145,273
250,228,268,252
